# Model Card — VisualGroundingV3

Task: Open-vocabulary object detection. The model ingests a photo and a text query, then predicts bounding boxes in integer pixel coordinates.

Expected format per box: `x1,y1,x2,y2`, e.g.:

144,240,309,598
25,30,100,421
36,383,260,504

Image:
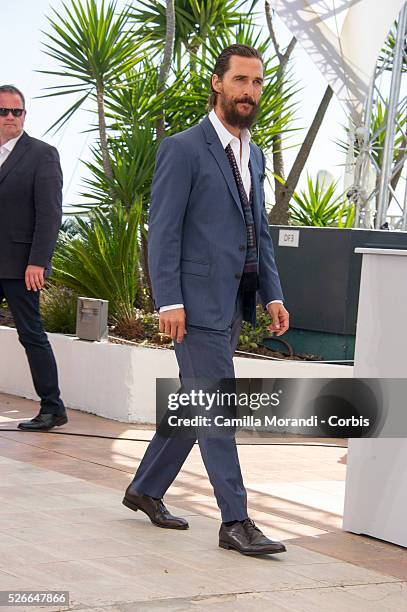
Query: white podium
343,248,407,547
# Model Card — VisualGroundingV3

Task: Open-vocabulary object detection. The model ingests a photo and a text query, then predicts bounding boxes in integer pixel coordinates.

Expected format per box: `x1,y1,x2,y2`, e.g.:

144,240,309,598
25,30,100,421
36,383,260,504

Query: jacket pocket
12,232,33,244
181,259,210,277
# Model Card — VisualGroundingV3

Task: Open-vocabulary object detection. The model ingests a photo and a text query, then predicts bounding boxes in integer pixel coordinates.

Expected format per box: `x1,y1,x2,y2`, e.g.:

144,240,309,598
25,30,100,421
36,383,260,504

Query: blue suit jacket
148,116,283,330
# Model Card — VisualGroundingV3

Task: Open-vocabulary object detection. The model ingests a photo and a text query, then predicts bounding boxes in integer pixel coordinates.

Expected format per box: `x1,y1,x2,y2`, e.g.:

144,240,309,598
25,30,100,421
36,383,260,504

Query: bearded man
123,44,289,555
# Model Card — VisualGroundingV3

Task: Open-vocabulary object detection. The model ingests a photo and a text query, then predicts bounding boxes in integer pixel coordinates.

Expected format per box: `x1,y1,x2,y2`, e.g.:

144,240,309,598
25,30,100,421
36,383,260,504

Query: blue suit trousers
131,294,248,522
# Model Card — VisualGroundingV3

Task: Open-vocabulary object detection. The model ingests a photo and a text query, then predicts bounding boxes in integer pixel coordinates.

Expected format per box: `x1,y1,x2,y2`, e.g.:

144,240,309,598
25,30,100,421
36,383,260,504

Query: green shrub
52,201,141,322
238,305,271,350
40,285,78,334
289,174,355,227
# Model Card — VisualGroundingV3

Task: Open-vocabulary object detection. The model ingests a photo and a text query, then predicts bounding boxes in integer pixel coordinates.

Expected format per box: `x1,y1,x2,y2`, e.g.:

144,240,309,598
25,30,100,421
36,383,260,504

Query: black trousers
0,279,65,415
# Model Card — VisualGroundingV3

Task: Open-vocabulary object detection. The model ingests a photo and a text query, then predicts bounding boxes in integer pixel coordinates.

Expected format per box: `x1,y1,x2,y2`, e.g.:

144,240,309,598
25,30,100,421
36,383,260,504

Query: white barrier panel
343,248,407,547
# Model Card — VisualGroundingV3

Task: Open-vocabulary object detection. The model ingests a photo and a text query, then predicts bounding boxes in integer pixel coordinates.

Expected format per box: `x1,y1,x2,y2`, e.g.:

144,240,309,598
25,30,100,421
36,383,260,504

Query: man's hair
0,85,26,108
208,44,263,110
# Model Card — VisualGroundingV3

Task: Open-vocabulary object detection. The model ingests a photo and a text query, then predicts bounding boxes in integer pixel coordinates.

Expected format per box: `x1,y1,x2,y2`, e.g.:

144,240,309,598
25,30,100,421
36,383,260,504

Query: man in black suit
0,84,67,431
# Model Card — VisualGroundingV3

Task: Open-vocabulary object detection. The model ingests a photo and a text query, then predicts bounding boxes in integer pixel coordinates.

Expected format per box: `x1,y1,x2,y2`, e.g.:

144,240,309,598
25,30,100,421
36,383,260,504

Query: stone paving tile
0,543,62,569
256,582,407,612
340,581,407,608
0,533,28,547
247,510,331,540
34,536,155,563
40,504,141,524
247,482,345,516
0,568,48,591
286,560,400,587
291,531,407,563
357,557,407,581
250,505,343,533
0,510,69,530
136,542,344,575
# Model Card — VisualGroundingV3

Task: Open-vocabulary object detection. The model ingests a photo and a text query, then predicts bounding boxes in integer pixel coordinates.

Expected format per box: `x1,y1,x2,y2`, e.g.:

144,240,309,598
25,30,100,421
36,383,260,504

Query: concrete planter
0,326,352,423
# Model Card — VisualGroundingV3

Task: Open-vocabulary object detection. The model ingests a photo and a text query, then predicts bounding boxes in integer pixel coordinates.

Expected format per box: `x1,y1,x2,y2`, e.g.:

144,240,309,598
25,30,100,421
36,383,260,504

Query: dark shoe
219,518,286,555
122,486,189,530
17,413,68,431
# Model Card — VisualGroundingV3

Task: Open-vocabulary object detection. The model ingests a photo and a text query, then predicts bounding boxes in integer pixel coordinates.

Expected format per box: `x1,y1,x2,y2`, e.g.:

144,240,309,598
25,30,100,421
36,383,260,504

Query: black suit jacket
0,131,63,279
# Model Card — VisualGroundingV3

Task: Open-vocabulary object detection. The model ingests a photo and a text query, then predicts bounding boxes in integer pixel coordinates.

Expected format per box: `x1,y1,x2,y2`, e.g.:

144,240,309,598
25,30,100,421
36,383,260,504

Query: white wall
0,326,352,423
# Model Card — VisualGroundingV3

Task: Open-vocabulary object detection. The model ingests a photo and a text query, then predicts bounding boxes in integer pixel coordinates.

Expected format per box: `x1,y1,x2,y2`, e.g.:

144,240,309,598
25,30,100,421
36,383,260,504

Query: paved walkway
0,394,406,611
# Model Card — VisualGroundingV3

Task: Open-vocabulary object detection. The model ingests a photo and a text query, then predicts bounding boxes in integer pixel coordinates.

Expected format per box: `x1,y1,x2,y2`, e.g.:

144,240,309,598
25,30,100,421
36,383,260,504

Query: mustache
234,97,256,106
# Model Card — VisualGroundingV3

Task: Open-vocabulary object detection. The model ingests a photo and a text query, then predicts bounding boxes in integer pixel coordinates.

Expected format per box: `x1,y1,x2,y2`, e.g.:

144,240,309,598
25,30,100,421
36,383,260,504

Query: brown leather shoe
122,486,189,530
219,518,286,555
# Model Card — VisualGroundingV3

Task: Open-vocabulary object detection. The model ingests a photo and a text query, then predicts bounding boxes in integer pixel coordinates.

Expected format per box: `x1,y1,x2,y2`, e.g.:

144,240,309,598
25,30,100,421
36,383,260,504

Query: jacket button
239,244,246,251
235,273,242,280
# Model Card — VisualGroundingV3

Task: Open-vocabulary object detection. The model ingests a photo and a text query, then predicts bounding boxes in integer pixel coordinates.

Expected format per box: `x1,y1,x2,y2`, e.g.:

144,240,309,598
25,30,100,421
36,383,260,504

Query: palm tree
156,0,176,140
39,0,145,184
130,0,249,70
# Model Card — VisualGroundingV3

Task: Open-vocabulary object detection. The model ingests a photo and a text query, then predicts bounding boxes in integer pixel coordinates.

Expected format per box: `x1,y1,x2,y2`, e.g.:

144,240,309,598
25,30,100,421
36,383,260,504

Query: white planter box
0,326,352,423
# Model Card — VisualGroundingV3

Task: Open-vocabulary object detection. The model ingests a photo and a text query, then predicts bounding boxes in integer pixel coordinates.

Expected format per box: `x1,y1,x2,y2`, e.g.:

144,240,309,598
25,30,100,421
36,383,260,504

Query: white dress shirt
0,132,23,168
160,111,282,312
208,108,251,198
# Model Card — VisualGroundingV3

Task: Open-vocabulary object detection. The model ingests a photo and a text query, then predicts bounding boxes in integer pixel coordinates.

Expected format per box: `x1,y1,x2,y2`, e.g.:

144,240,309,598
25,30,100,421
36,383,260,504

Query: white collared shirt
208,108,251,198
0,132,23,168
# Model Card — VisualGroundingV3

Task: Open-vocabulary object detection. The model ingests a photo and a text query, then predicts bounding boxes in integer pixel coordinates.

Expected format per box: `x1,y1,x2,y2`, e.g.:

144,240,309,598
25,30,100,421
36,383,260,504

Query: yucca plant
39,0,146,182
289,175,355,227
52,202,142,322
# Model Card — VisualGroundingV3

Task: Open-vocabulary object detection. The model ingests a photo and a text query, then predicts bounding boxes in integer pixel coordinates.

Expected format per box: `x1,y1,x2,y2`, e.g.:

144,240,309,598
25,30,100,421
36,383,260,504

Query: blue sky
2,0,349,211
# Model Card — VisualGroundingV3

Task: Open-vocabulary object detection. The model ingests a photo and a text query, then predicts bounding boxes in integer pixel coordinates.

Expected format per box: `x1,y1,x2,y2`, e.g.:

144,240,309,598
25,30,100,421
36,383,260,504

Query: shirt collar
208,109,251,150
1,131,24,153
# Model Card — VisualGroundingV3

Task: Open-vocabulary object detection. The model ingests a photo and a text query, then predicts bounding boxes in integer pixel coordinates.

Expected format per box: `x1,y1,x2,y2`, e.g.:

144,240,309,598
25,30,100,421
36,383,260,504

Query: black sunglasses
0,108,25,117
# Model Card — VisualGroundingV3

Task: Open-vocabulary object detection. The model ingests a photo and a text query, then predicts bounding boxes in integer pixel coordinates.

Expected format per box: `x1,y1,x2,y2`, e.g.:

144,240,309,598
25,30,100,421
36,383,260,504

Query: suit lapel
0,132,31,187
249,144,263,239
201,117,244,221
200,116,265,237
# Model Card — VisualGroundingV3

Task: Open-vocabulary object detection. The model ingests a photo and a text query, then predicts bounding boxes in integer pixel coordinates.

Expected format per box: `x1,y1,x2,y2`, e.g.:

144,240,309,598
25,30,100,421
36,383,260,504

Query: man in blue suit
123,44,289,555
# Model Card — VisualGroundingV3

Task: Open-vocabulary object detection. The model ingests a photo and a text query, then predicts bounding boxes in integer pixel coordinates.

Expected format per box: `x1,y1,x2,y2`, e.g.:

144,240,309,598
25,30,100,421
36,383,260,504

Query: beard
219,94,259,129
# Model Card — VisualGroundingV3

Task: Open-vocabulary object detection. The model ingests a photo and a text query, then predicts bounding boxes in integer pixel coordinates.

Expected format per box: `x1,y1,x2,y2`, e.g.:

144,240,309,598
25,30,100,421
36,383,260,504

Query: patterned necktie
225,144,258,292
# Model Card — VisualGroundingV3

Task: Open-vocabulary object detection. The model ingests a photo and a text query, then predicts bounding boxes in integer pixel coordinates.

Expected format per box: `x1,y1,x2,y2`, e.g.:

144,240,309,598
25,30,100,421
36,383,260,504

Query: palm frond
289,175,354,227
38,0,146,132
